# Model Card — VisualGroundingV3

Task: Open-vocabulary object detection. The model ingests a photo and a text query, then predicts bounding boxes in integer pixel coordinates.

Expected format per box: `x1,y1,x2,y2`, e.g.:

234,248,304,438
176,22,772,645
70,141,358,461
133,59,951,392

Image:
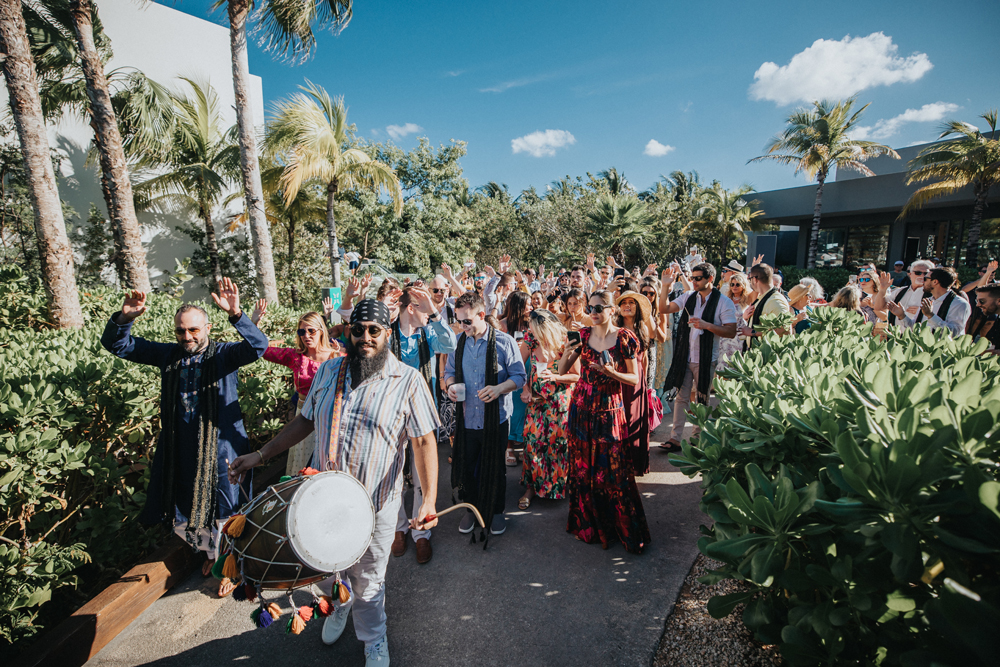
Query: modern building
3,0,264,295
752,134,1000,270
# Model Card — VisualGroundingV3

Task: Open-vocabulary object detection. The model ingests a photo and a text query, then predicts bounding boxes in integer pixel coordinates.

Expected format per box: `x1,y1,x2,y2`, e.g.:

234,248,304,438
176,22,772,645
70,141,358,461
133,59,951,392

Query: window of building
844,225,889,268
815,229,845,267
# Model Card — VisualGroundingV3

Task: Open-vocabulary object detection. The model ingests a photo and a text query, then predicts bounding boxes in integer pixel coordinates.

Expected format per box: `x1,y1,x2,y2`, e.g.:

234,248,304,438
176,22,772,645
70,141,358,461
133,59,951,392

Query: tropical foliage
674,307,1000,665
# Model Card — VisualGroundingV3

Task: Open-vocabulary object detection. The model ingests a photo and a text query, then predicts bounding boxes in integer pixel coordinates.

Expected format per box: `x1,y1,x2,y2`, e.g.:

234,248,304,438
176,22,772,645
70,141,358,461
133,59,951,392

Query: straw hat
726,260,744,273
615,291,652,322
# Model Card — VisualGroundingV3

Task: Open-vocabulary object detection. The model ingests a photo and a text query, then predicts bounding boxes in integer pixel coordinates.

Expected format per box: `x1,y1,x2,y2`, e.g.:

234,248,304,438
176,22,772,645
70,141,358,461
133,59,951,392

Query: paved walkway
87,423,702,667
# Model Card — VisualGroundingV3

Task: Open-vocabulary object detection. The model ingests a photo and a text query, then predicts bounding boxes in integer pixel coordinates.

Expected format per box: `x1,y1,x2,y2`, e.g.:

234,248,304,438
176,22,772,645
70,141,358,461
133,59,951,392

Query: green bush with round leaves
674,306,1000,666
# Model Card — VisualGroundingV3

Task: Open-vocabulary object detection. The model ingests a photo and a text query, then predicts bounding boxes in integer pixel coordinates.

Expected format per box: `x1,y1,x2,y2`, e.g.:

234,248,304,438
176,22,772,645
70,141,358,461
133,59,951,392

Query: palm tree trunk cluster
228,0,280,304
0,0,83,328
807,170,827,269
327,180,341,288
69,0,150,292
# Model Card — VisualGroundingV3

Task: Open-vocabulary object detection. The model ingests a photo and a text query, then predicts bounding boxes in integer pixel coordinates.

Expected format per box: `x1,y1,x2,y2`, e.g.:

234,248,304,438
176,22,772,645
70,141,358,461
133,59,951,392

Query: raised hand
586,252,596,270
644,264,658,277
752,254,764,267
499,254,512,273
344,276,361,303
211,277,241,317
441,263,453,278
120,290,147,322
250,298,267,325
408,287,435,314
484,265,497,279
360,274,374,298
877,271,892,292
322,297,335,318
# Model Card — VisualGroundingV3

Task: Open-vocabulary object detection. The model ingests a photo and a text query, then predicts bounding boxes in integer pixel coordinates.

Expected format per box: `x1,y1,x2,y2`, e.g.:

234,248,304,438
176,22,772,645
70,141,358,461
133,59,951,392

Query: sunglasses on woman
297,328,319,336
350,324,385,338
585,304,610,314
858,277,871,283
640,290,656,298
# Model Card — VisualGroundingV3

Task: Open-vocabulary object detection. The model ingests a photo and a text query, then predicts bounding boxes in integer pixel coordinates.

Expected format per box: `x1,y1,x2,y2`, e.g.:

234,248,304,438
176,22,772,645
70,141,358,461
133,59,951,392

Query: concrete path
87,423,702,667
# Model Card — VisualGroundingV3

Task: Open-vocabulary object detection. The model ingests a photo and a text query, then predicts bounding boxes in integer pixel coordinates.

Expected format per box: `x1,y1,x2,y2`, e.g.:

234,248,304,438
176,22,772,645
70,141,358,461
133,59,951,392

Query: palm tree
749,97,898,268
587,194,654,264
0,0,84,327
477,181,510,202
266,82,402,287
901,110,1000,267
66,0,151,291
221,0,353,306
692,182,765,260
133,78,240,285
597,167,631,196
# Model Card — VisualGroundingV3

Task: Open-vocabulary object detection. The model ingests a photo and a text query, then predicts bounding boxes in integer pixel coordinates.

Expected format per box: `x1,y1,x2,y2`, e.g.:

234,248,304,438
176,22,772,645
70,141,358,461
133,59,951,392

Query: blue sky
158,0,1000,196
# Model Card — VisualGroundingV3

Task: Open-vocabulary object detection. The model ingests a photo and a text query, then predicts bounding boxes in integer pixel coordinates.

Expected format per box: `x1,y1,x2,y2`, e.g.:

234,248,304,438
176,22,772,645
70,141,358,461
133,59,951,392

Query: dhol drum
226,471,376,590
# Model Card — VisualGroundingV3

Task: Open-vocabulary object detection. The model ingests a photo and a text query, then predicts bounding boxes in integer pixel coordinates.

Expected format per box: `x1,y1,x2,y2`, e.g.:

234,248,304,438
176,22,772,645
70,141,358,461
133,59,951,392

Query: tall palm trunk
69,0,150,292
721,228,730,261
286,216,298,306
965,184,987,268
326,180,342,287
0,0,83,328
807,168,827,269
200,202,222,285
227,0,279,304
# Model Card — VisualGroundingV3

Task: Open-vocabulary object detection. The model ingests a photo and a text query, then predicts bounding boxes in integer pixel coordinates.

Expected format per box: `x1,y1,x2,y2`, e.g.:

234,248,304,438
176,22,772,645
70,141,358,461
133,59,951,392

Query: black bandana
351,299,391,328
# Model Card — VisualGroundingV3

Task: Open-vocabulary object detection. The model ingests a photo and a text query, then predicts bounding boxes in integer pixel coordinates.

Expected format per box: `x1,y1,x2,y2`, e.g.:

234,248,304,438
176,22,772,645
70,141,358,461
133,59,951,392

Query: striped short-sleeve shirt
301,354,440,511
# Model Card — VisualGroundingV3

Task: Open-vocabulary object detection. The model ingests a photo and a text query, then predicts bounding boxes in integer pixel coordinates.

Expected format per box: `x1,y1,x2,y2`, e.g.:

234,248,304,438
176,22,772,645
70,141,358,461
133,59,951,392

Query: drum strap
316,359,350,472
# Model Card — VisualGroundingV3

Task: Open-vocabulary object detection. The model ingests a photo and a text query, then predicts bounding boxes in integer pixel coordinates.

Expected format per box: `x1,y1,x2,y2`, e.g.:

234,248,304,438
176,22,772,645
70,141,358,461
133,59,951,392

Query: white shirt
888,285,927,321
900,290,971,338
673,290,737,364
345,251,361,263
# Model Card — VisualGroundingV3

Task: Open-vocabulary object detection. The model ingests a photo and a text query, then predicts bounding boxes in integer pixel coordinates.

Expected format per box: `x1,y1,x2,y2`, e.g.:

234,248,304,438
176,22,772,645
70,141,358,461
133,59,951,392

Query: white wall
41,0,265,293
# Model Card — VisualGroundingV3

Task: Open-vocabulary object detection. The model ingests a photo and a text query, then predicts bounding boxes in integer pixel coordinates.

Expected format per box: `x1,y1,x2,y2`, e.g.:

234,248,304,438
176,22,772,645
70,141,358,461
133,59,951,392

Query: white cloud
644,139,675,157
480,72,555,93
385,122,422,140
511,129,576,158
852,101,960,140
749,32,932,106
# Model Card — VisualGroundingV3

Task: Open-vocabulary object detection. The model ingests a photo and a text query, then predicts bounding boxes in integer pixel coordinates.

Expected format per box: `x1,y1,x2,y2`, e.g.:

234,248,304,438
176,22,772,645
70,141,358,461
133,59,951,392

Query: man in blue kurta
100,278,267,593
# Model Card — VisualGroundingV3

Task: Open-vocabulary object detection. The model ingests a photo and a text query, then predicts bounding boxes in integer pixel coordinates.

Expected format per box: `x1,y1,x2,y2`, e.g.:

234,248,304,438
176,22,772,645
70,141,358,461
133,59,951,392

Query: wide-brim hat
615,291,652,323
726,260,744,273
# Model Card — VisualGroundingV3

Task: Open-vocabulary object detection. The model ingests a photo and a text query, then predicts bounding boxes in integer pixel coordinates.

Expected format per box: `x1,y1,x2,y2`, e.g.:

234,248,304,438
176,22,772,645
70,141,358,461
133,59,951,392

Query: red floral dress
520,332,571,499
566,327,651,553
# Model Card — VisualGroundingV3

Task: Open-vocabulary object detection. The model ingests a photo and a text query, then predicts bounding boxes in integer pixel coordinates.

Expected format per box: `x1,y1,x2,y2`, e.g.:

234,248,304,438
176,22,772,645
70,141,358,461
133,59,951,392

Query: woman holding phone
518,310,577,510
558,288,593,332
558,291,651,553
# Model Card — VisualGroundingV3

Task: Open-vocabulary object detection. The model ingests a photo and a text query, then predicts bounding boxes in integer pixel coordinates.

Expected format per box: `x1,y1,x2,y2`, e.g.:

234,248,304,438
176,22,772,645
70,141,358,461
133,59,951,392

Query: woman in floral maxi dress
518,311,578,509
558,291,651,553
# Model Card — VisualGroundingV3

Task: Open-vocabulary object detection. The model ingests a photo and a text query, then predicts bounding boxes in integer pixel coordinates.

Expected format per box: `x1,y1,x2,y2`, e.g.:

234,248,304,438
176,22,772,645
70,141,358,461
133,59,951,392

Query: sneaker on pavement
365,634,390,666
391,531,407,557
458,510,476,534
321,599,352,646
490,514,506,535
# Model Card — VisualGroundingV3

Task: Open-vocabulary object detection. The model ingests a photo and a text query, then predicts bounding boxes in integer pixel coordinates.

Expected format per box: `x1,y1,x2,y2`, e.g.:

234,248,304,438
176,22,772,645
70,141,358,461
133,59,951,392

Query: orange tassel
223,514,246,538
299,467,320,476
266,602,283,620
338,582,350,604
297,605,314,622
316,596,333,617
222,553,239,580
290,613,307,635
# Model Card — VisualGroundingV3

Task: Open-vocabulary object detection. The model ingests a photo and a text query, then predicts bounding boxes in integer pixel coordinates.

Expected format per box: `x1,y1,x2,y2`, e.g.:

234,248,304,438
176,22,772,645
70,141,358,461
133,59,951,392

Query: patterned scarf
664,289,719,404
315,359,350,472
158,340,219,532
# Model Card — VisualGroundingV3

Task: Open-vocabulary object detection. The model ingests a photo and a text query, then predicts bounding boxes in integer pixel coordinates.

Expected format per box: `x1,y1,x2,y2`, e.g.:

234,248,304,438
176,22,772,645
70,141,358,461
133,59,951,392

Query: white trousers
395,443,430,541
316,495,400,647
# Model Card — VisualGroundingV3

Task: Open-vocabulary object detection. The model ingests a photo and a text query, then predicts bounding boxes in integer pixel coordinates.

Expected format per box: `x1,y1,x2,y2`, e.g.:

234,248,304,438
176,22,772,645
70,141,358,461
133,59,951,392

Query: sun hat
615,291,652,322
726,260,744,273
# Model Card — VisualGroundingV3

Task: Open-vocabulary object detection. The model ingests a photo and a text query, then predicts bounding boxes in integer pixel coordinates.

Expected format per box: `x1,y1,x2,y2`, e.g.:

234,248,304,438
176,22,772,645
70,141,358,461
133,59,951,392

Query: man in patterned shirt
229,299,439,666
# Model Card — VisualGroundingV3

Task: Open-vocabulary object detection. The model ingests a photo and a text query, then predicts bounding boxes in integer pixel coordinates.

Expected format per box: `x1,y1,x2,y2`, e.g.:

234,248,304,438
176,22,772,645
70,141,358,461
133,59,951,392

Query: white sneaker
321,598,352,645
365,634,390,665
490,514,506,535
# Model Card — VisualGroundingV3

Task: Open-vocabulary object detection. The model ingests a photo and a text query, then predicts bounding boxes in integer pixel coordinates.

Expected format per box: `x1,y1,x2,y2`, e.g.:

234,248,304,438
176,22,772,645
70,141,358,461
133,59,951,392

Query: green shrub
0,268,301,648
675,307,1000,666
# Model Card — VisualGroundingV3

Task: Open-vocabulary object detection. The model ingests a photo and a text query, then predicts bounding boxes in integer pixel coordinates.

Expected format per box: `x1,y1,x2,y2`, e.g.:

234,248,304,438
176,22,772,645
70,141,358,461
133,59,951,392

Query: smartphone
567,331,582,347
614,267,626,279
514,330,524,342
600,350,612,365
849,275,857,284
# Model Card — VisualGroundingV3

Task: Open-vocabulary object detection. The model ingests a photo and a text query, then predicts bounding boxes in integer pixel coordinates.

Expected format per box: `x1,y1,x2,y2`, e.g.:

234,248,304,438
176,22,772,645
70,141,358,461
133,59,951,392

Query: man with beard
973,283,1000,354
100,278,267,597
229,299,439,666
874,259,934,327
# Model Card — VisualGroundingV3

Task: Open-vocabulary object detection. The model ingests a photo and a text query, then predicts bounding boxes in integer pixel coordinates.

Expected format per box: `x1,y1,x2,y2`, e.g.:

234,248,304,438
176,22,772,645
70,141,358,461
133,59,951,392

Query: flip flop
658,440,681,452
505,450,518,467
218,577,239,598
518,496,531,511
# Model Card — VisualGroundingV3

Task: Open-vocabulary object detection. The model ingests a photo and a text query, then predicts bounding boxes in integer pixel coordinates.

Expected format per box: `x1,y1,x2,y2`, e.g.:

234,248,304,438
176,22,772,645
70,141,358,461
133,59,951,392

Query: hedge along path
672,306,1000,666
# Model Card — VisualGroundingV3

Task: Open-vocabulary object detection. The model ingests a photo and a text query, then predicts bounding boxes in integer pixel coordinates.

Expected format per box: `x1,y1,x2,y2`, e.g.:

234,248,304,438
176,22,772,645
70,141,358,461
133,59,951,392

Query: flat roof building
752,134,999,270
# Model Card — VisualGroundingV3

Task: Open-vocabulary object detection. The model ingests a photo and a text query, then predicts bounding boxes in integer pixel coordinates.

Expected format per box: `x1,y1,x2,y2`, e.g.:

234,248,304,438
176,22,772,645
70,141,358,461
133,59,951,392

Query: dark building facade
752,135,1000,270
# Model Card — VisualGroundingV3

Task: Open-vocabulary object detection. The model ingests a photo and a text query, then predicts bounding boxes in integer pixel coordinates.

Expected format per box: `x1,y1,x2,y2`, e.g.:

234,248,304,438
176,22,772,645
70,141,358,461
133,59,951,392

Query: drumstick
419,503,485,527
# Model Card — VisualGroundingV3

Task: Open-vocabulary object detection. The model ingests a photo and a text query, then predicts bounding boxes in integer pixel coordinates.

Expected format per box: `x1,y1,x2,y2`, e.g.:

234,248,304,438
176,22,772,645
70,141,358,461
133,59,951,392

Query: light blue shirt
397,320,456,380
444,327,526,429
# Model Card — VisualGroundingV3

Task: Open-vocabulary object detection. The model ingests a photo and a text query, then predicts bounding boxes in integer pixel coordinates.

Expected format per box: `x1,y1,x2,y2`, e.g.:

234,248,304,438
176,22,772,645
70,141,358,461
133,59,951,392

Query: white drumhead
285,471,376,573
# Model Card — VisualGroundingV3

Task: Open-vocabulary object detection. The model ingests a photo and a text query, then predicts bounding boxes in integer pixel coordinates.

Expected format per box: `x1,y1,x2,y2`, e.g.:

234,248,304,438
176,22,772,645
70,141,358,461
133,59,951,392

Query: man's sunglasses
175,327,203,335
912,270,927,276
350,324,385,338
586,304,610,314
690,274,708,282
457,318,476,326
298,328,320,336
431,288,447,294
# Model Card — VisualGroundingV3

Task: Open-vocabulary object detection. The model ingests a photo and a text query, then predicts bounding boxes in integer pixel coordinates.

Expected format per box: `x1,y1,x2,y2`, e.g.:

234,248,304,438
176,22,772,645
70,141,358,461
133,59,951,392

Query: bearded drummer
229,299,439,666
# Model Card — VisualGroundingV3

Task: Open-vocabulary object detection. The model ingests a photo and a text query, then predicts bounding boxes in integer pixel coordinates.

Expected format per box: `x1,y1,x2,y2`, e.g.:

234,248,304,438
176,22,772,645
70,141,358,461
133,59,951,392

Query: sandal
505,450,518,467
518,496,531,511
658,440,681,452
218,577,238,598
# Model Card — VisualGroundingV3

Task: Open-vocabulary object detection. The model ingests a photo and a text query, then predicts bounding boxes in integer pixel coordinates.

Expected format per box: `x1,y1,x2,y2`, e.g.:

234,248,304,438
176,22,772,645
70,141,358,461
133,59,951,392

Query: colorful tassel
299,467,320,476
266,602,283,620
279,475,292,483
257,608,274,628
315,596,333,617
337,580,351,604
222,553,239,580
210,555,226,580
244,582,258,603
222,514,246,538
232,582,247,602
297,605,314,622
287,613,307,635
250,607,261,625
